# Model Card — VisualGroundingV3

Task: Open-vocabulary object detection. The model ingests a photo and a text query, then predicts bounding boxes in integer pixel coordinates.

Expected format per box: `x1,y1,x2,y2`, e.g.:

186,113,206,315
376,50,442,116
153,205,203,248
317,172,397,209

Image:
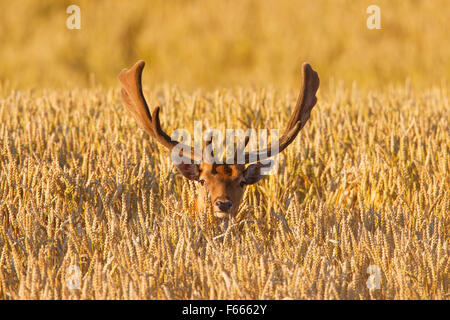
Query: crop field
0,0,448,300
0,82,448,299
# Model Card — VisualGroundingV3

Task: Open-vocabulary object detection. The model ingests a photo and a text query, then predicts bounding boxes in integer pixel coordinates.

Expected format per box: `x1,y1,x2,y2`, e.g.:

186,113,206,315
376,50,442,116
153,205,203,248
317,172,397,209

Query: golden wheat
0,81,448,299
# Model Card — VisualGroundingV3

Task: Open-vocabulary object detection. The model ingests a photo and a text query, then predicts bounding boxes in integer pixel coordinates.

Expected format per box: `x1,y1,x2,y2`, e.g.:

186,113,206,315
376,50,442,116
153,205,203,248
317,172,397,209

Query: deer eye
199,179,205,186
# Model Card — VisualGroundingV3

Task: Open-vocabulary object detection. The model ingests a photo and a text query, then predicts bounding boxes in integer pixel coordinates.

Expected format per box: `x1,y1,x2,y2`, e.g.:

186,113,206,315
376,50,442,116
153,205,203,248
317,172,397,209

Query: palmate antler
234,62,319,163
118,60,319,165
118,60,198,161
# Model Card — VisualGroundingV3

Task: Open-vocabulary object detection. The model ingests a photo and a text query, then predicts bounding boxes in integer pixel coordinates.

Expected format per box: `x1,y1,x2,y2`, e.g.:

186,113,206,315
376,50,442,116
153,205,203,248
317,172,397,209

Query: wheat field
0,81,448,299
0,0,449,300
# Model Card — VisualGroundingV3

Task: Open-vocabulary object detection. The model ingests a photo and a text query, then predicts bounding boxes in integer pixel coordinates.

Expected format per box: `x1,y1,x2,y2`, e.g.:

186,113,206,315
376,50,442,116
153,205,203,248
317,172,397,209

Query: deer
118,60,319,223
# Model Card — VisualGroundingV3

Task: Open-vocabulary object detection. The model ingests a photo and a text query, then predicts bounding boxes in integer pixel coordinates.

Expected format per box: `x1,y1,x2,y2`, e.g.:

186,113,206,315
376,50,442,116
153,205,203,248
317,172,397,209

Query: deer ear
243,162,272,185
176,163,200,181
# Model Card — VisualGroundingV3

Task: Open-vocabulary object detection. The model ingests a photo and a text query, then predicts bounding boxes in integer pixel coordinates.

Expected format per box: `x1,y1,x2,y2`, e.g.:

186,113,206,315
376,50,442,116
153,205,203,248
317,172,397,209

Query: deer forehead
200,164,243,180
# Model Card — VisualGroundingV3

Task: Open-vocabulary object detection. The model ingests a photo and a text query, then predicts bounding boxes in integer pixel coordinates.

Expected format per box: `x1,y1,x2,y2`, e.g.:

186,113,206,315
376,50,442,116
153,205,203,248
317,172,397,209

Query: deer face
178,162,268,218
197,163,244,217
119,60,319,220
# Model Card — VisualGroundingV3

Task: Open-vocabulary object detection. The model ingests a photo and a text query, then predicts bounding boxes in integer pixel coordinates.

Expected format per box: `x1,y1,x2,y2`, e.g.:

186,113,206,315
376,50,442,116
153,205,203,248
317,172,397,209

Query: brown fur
195,164,246,217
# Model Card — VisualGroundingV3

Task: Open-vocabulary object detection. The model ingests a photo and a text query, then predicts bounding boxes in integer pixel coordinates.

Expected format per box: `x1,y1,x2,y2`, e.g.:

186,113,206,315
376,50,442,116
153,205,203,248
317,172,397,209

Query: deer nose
215,200,233,212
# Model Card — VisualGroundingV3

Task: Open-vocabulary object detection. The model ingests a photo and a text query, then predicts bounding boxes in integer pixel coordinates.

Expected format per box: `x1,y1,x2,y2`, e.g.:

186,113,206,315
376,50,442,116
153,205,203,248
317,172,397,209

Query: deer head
118,60,319,219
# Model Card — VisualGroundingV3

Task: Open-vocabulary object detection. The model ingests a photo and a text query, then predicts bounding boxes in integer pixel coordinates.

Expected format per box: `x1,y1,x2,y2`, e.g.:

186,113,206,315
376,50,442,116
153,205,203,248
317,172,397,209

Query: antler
118,60,197,160
119,60,318,166
235,62,319,163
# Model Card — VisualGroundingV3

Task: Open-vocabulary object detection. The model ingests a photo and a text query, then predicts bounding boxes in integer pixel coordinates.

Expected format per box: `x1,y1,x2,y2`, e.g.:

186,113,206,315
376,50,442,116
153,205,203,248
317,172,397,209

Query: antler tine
237,62,319,163
285,63,319,134
119,61,155,137
119,60,197,160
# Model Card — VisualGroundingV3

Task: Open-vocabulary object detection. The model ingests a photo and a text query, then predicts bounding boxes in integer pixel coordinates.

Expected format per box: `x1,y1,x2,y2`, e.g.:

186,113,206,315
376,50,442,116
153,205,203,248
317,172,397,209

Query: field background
0,0,448,299
1,0,449,89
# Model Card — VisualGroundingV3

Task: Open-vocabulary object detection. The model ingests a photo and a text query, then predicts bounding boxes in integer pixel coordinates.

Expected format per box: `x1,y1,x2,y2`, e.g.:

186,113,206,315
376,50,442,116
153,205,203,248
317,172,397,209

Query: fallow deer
118,60,319,220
